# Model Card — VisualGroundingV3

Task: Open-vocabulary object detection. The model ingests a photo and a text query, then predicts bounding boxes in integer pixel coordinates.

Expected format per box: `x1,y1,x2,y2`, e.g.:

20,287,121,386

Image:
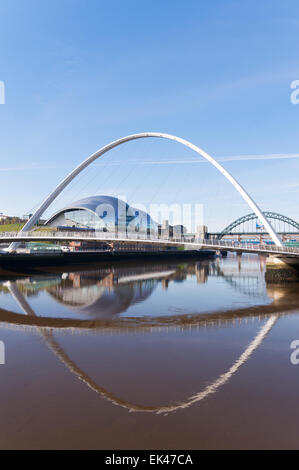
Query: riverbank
266,256,299,282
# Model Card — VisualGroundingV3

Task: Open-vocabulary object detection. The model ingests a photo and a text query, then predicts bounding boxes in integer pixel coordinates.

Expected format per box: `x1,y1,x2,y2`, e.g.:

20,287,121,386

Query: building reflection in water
45,261,210,318
0,255,277,320
0,255,299,417
1,254,297,323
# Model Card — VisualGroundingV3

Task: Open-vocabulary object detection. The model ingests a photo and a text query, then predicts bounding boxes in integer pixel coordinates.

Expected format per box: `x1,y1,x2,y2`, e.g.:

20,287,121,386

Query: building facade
45,195,159,237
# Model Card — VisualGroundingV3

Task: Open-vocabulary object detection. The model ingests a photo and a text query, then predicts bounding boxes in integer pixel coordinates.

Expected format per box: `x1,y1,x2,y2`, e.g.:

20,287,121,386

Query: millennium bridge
1,230,299,258
2,132,299,261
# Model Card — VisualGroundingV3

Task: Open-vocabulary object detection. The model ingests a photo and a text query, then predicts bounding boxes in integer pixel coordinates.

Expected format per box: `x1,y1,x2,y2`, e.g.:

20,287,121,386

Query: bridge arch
220,212,299,239
10,132,283,250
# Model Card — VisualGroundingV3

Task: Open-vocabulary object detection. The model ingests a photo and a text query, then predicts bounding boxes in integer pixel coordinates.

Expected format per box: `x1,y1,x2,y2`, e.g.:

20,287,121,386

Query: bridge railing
201,239,299,254
1,231,299,254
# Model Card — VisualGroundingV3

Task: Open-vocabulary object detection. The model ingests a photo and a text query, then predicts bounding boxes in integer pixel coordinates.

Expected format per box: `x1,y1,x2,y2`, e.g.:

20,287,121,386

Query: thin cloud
1,152,299,172
219,153,299,162
94,153,299,166
0,163,69,172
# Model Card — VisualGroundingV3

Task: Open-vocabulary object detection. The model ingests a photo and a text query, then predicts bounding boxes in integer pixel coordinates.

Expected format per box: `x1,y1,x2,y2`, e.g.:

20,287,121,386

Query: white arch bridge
4,131,299,259
1,230,299,258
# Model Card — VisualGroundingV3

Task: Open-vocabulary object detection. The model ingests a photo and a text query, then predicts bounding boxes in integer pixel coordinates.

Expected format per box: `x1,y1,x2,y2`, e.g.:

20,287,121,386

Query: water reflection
1,255,299,327
0,255,271,321
1,255,299,420
35,315,279,414
0,256,297,328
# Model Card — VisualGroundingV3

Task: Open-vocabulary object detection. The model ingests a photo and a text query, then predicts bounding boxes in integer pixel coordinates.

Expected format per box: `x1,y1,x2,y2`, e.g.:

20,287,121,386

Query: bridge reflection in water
0,255,270,319
0,254,298,416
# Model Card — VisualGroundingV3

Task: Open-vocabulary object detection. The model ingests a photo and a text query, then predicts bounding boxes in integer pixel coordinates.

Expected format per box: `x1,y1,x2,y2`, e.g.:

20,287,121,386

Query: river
0,253,298,449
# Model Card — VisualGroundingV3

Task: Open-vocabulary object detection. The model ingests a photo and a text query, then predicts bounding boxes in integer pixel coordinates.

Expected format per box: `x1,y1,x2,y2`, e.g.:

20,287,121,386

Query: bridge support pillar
265,256,299,283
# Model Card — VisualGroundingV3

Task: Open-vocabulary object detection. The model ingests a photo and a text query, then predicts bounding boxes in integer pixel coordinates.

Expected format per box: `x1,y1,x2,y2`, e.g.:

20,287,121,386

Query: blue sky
0,0,299,231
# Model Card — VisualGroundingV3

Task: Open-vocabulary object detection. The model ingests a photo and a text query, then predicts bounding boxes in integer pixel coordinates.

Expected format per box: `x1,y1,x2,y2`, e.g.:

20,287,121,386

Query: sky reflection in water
0,254,298,450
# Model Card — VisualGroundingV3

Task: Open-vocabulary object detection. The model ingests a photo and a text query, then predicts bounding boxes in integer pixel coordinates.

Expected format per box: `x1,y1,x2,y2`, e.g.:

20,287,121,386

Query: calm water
0,253,299,450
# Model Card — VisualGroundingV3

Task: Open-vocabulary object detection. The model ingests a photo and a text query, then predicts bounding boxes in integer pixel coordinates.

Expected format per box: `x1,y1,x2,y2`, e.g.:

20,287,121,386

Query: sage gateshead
45,195,159,236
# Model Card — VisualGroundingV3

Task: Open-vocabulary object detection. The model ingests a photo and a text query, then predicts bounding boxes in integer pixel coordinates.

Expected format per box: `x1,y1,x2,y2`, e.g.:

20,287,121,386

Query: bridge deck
1,232,299,258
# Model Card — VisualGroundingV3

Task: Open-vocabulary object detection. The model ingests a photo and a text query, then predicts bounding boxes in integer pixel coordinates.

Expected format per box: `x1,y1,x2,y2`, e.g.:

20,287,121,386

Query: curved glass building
45,195,159,236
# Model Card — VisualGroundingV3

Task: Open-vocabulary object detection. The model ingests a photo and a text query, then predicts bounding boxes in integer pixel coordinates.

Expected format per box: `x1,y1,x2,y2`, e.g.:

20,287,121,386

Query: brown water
0,253,298,450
